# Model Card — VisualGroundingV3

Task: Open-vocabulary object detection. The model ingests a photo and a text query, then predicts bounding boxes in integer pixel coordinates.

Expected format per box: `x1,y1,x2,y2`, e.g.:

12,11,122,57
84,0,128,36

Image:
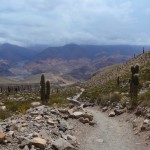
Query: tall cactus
40,74,46,103
134,64,139,74
117,76,120,86
130,65,139,105
131,65,135,75
46,80,50,103
133,74,139,86
132,74,139,98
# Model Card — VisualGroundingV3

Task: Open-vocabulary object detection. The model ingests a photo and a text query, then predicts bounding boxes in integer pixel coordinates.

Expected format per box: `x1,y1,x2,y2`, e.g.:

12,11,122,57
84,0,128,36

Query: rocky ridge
0,103,95,150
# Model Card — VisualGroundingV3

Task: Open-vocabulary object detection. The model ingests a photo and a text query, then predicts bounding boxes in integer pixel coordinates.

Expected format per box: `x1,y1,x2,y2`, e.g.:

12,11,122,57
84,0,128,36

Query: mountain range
0,43,149,85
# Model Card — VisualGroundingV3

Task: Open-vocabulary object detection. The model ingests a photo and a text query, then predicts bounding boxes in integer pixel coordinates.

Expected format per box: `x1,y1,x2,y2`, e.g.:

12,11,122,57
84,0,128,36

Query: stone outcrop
0,104,94,149
30,137,47,149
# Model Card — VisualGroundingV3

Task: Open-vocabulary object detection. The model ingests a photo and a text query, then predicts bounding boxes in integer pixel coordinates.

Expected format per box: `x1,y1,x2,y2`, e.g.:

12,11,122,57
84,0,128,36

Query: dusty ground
72,107,149,150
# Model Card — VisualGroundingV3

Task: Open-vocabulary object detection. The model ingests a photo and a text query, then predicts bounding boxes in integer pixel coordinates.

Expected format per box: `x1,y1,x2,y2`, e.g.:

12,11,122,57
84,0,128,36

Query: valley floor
76,107,149,150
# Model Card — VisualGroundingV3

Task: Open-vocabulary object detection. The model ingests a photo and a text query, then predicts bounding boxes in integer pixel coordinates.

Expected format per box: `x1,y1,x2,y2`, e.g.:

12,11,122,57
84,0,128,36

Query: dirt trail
79,107,149,150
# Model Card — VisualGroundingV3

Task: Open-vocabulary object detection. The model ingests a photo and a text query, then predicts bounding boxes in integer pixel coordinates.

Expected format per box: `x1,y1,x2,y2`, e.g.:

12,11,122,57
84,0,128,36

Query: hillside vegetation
80,50,150,107
0,84,80,120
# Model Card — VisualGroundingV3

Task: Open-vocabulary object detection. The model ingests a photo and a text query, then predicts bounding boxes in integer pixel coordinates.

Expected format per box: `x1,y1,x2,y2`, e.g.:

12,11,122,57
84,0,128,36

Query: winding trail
67,88,84,106
69,88,148,150
79,107,148,150
68,89,150,150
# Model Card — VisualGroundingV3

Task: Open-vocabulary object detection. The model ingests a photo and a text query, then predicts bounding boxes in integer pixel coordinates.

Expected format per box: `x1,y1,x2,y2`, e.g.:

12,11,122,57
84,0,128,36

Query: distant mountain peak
64,43,79,47
1,43,13,47
0,43,37,63
1,43,23,49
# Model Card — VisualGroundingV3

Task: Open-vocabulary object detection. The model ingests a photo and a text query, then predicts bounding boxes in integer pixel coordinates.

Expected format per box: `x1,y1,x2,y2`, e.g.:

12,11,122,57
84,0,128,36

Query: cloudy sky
0,0,150,46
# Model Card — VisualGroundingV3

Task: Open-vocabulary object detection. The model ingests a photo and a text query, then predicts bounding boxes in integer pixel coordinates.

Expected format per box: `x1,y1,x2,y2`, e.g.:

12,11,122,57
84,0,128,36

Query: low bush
110,92,121,103
4,101,32,115
48,86,80,107
138,89,150,107
0,109,11,120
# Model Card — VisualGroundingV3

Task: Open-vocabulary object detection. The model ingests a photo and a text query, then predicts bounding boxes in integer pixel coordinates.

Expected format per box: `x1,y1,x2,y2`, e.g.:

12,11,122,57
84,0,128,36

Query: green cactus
40,74,46,103
134,64,139,74
143,47,145,54
132,74,139,98
117,76,120,85
46,80,50,103
133,74,139,86
131,65,135,75
40,75,51,104
129,65,140,106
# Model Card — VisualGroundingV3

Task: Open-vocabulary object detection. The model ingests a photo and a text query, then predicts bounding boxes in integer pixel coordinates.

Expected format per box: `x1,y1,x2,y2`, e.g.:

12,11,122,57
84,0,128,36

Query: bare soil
72,107,149,150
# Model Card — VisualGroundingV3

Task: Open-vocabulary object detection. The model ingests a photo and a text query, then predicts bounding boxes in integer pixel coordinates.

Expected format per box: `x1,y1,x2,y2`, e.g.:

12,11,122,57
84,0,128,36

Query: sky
0,0,150,46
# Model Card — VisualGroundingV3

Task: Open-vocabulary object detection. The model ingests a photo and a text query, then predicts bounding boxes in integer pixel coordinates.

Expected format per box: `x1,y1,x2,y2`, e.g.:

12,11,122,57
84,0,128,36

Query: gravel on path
79,107,149,150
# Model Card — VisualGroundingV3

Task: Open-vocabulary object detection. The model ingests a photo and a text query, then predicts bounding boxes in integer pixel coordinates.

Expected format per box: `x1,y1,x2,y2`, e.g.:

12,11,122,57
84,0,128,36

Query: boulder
47,119,55,126
146,113,150,119
89,121,96,126
30,137,46,149
73,111,93,121
1,106,6,111
5,135,13,143
18,137,30,149
35,115,42,120
50,109,60,115
67,135,77,142
52,138,75,150
83,103,95,108
61,134,77,144
10,125,18,131
68,109,74,117
39,130,52,143
108,111,115,117
30,111,39,116
7,131,14,136
114,109,124,115
31,102,41,107
58,109,68,114
58,123,68,132
73,112,83,119
32,132,39,138
0,131,5,142
102,106,108,112
82,112,93,121
22,145,30,150
143,119,149,124
79,117,89,124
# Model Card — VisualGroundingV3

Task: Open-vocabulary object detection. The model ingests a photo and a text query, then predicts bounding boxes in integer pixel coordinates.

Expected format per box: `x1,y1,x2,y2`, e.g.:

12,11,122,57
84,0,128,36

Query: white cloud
0,0,150,46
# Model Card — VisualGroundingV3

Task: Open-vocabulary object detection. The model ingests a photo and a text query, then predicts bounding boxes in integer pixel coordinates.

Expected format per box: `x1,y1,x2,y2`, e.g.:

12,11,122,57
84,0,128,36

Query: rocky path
79,107,149,150
0,88,149,150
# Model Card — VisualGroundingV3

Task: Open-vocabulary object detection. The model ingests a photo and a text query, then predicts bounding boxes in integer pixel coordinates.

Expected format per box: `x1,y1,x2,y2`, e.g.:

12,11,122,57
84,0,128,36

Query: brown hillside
84,50,150,88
